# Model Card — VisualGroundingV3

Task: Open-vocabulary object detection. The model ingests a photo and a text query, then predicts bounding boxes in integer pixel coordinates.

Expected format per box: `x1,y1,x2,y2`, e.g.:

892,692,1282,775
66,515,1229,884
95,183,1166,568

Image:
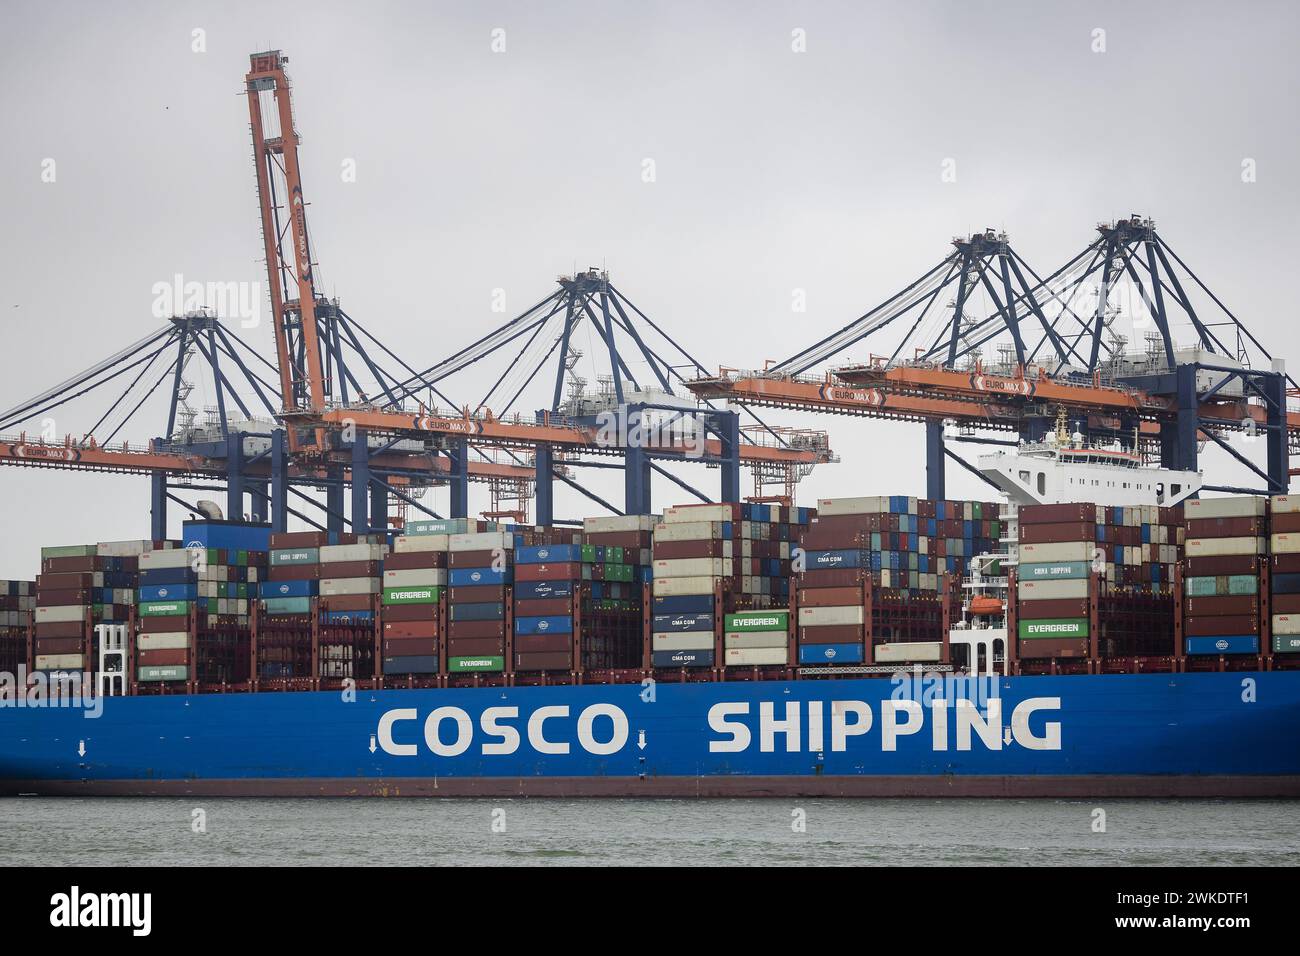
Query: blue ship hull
3,671,1299,796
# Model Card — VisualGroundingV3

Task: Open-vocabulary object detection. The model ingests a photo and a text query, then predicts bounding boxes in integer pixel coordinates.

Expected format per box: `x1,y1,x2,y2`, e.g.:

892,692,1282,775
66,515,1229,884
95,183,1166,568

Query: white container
319,543,387,563
138,632,190,650
35,654,84,670
1017,540,1096,564
662,504,736,525
1017,578,1089,601
874,641,943,663
139,548,198,570
449,531,514,552
725,647,787,666
394,534,450,553
653,521,725,542
1271,533,1300,555
1185,537,1266,557
1272,614,1300,636
652,632,715,651
584,514,657,533
97,539,155,557
36,605,87,624
383,568,447,588
1184,496,1266,519
814,496,887,517
319,577,381,596
653,576,718,597
653,558,726,578
1271,495,1300,515
724,632,788,650
797,605,864,627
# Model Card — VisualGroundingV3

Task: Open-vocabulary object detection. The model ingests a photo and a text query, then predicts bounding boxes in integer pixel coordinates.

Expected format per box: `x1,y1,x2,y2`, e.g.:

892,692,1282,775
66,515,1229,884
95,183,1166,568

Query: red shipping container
383,621,438,640
34,637,85,654
1272,554,1300,574
446,636,506,657
1018,503,1097,525
319,560,382,578
141,615,189,633
798,624,863,644
1271,593,1300,614
382,604,438,622
137,648,190,666
513,633,572,654
1017,597,1090,619
1186,516,1263,537
319,594,372,611
37,572,98,590
36,589,95,605
514,597,575,616
447,620,506,640
383,636,437,656
40,556,104,574
584,531,652,548
448,549,511,568
515,651,572,671
797,586,862,607
269,564,321,581
1271,512,1300,534
1184,615,1259,636
1019,522,1094,544
34,621,85,639
269,531,334,548
448,585,506,603
1017,638,1089,658
652,540,729,560
1186,555,1259,576
1184,595,1259,616
384,551,446,570
514,562,580,582
796,568,873,588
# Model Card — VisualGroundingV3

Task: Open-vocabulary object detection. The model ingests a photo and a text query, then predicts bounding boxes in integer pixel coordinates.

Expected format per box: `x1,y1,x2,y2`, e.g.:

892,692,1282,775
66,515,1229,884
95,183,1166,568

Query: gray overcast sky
1,0,1297,577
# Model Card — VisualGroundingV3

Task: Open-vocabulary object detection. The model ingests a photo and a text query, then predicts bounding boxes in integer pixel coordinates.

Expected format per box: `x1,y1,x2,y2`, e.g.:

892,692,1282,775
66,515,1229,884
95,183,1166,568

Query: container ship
4,449,1300,797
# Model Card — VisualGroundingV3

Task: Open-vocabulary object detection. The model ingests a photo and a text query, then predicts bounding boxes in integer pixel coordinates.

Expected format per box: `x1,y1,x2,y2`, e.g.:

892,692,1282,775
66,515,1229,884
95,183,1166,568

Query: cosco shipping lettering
3,497,1300,798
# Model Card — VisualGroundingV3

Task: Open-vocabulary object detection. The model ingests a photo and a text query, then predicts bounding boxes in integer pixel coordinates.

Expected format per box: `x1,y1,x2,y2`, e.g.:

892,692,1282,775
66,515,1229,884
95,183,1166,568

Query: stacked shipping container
0,579,34,676
1017,502,1182,661
1271,495,1300,654
447,529,513,674
650,502,811,669
136,545,266,683
383,521,449,676
34,541,146,674
1181,496,1266,657
795,496,993,666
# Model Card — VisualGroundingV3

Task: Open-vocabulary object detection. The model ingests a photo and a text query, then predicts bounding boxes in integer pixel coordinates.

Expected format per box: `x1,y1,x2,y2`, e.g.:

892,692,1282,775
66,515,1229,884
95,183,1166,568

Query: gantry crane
690,221,1297,498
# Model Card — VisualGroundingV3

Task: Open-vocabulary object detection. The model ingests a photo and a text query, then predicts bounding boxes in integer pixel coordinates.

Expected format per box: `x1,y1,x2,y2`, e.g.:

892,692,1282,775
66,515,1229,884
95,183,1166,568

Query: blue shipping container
798,642,865,664
807,549,866,569
515,615,574,636
516,544,582,565
514,580,575,600
449,567,509,587
653,612,714,632
449,602,505,622
652,595,714,615
138,583,197,602
1185,635,1259,655
259,579,318,598
652,649,714,668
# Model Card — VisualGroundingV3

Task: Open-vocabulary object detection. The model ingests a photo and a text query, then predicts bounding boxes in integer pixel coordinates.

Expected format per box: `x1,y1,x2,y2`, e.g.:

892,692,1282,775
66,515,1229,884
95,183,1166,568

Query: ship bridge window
1019,470,1031,484
1037,471,1046,495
